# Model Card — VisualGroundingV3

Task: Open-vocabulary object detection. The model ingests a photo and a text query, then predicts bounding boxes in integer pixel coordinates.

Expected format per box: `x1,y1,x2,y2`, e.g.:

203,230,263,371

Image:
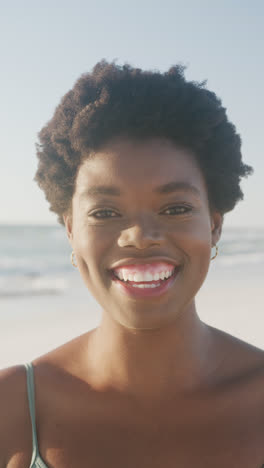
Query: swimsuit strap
24,362,40,462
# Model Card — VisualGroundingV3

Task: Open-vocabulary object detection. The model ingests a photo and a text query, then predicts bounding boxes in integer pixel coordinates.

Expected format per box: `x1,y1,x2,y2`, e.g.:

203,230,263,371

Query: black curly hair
34,59,253,226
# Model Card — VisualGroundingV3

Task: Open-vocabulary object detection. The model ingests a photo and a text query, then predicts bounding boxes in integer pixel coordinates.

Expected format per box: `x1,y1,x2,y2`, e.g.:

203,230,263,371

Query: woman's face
64,137,222,330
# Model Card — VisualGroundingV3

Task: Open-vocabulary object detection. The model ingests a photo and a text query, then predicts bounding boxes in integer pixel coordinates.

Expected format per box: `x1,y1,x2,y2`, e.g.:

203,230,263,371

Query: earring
210,245,218,260
71,251,78,267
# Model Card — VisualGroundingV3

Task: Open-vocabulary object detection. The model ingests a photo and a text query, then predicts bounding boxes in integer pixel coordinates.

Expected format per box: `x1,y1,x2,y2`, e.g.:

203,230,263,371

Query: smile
109,266,180,298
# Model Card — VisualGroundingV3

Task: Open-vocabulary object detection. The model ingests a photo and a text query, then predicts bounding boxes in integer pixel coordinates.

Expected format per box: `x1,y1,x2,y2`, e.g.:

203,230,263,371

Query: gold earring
210,245,218,260
71,251,78,267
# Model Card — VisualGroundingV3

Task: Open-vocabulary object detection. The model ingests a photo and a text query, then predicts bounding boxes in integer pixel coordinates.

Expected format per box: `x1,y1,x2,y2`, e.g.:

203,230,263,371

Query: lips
109,266,180,298
109,257,180,271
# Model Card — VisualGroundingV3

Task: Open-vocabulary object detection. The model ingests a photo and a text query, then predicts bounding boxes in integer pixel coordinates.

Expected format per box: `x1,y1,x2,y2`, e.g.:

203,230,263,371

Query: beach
1,225,263,369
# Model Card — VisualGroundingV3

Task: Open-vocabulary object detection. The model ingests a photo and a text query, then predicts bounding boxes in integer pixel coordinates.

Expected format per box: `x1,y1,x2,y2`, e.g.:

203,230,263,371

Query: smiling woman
1,60,264,468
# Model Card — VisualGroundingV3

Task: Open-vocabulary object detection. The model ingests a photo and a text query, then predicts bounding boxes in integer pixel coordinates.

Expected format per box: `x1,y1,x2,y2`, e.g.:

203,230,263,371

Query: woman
1,59,264,467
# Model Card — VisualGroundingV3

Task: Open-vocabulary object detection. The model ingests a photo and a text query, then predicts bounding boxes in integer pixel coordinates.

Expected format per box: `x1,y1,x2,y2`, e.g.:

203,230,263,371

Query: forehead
75,137,207,196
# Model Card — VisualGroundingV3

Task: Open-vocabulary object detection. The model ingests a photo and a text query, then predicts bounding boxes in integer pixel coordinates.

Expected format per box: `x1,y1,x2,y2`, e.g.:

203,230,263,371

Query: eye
162,205,193,215
91,209,119,219
90,205,192,219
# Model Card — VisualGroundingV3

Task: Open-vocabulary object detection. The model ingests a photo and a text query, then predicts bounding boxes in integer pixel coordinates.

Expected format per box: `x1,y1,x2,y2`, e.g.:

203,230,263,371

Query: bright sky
1,0,263,227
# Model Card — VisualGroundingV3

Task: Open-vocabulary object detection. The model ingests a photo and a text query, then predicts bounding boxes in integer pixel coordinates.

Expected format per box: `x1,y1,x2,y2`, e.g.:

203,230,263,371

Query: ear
210,211,223,247
63,213,74,247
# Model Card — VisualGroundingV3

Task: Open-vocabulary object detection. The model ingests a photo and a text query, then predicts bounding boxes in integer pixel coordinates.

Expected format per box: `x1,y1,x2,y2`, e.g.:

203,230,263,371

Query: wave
0,225,263,297
0,274,70,298
218,252,264,266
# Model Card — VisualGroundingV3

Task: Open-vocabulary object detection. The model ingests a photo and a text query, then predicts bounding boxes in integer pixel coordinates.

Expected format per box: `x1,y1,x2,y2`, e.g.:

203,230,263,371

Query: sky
1,0,263,228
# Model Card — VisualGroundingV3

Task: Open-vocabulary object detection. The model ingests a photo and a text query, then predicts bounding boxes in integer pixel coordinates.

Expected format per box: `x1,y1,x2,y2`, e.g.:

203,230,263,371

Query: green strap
24,362,40,462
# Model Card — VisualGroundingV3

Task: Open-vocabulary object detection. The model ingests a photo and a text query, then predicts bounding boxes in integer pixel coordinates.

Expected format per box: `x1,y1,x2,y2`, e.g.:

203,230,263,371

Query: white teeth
132,283,161,288
114,268,175,282
121,271,127,281
133,272,145,282
145,272,154,281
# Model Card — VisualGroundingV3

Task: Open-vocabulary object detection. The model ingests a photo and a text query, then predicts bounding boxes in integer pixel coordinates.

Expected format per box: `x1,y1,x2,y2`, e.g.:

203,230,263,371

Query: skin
3,136,264,467
63,136,224,402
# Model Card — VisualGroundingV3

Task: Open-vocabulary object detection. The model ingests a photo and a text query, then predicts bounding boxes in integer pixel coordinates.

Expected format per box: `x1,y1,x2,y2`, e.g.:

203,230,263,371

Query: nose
117,214,165,249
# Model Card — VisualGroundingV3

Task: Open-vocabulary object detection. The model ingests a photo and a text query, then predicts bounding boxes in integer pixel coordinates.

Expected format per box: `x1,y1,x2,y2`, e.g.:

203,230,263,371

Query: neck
87,302,219,401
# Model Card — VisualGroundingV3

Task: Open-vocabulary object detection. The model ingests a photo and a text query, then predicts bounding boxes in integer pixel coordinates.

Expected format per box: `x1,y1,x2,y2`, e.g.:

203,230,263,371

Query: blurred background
1,0,263,369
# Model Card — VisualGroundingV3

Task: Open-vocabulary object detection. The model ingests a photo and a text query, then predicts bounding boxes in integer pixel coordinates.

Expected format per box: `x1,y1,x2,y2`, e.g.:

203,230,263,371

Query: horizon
1,1,263,228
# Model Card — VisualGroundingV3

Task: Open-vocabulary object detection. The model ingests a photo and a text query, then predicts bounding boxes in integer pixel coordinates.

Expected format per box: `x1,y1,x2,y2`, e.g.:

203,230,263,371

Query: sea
1,224,264,298
0,224,263,368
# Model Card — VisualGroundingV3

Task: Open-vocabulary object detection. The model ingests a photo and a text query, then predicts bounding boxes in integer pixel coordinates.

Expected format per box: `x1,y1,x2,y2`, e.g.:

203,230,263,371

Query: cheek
174,221,211,264
176,227,212,299
74,228,112,277
74,223,107,250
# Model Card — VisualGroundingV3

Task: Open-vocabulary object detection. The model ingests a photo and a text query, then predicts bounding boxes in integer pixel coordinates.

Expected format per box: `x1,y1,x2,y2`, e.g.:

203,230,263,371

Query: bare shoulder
31,328,96,375
16,325,264,397
208,325,264,413
208,324,264,370
0,331,93,468
0,364,32,467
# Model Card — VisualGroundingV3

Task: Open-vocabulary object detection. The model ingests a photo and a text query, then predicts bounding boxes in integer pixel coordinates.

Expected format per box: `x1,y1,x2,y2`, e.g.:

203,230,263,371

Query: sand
1,261,263,369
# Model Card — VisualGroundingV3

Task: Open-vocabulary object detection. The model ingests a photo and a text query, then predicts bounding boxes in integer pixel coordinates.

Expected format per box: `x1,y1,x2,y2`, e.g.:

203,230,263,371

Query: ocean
0,224,263,368
1,224,264,298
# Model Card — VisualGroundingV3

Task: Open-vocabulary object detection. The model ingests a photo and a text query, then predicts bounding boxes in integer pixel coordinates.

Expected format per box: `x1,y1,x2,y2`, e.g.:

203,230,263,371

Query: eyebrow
81,181,201,199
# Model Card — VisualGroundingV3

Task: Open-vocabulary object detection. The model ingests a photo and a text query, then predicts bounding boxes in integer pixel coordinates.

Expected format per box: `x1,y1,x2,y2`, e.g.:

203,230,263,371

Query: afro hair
34,59,253,226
